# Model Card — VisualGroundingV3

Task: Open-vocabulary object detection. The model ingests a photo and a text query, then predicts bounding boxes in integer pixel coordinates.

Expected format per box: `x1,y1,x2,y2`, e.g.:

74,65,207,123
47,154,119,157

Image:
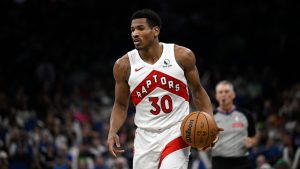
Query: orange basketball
180,111,218,148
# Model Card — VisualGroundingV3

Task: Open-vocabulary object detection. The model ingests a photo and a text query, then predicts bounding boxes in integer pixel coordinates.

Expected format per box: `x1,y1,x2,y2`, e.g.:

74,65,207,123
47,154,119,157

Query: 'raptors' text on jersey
128,43,190,131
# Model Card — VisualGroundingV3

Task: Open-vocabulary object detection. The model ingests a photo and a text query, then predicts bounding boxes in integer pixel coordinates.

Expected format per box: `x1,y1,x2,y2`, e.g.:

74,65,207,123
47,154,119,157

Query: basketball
180,111,218,148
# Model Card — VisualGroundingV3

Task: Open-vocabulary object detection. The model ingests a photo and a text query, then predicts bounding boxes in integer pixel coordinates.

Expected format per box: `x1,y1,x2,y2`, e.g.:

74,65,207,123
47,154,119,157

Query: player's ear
153,26,160,37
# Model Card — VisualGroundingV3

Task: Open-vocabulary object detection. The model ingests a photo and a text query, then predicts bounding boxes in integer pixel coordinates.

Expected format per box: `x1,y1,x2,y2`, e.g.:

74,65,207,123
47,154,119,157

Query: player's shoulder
114,54,130,68
174,44,194,56
173,44,196,68
113,54,130,76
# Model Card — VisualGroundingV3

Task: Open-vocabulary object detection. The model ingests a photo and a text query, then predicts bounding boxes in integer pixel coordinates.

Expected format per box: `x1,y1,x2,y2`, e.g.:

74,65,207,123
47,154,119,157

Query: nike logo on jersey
135,66,145,72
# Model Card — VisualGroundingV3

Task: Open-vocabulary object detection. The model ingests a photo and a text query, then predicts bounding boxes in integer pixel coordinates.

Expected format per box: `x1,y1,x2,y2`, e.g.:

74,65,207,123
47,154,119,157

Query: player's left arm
175,45,223,151
174,45,212,115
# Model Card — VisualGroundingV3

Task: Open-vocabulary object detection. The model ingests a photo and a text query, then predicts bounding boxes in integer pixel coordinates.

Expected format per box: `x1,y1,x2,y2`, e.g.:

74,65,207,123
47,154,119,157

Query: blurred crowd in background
0,0,298,169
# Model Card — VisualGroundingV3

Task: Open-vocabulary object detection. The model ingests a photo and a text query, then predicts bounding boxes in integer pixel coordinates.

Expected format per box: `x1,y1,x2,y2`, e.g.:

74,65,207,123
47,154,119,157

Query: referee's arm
244,110,257,149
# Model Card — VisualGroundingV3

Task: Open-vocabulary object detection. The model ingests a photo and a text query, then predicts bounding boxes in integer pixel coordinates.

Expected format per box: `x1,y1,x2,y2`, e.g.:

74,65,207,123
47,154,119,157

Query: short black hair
131,9,162,29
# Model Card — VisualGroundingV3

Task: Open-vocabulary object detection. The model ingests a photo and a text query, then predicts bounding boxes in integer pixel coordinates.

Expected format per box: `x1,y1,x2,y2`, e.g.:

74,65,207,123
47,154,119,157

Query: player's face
130,18,159,50
215,84,235,106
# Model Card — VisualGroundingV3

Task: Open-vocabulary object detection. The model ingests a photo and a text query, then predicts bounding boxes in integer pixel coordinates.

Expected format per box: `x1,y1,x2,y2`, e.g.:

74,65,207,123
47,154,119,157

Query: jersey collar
217,105,236,115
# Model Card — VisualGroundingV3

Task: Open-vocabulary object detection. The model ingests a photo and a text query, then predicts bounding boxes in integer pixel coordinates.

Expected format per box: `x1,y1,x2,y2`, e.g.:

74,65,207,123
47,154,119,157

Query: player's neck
139,42,162,64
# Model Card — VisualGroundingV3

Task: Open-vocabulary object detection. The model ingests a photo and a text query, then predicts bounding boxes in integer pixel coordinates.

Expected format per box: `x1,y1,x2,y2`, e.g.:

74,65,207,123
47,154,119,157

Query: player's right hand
198,127,224,151
107,133,125,157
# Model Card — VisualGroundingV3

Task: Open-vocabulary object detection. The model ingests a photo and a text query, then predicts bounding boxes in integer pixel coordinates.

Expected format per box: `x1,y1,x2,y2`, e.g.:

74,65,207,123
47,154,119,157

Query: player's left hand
198,127,224,151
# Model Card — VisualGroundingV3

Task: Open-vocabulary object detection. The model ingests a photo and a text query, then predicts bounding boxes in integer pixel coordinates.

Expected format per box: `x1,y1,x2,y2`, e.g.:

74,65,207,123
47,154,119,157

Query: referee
211,80,257,169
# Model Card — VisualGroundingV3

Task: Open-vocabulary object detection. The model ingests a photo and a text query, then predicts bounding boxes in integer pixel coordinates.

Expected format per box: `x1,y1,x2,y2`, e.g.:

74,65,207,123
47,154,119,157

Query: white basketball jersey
128,43,190,131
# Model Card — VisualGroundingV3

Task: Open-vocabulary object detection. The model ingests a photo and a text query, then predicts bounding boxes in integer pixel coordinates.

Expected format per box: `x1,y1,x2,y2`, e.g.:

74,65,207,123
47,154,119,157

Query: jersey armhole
170,44,185,73
127,52,134,83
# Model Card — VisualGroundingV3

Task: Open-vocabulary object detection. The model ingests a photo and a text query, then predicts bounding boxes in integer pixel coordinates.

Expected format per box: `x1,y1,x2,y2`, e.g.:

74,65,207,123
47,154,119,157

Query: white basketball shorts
133,123,191,169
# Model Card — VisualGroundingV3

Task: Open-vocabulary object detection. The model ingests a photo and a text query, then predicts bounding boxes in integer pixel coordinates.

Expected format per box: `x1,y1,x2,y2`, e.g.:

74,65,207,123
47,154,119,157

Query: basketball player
107,9,221,169
211,80,257,169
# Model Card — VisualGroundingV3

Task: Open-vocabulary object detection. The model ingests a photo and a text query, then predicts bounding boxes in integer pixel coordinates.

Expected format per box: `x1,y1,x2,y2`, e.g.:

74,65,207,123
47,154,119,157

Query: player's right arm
107,54,131,157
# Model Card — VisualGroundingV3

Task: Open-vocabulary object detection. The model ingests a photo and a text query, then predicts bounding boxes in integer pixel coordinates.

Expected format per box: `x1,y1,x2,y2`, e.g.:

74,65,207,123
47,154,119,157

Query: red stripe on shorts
158,136,189,168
